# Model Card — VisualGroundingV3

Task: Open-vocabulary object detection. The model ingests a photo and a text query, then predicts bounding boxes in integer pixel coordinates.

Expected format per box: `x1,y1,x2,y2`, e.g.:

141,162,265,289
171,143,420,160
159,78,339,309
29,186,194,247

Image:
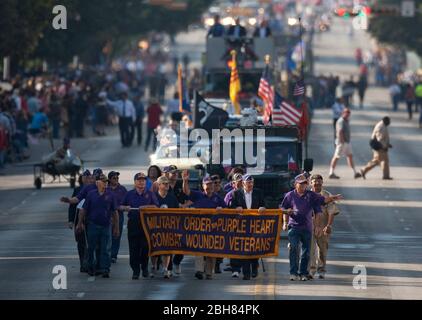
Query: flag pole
177,63,183,113
264,54,271,124
298,16,308,159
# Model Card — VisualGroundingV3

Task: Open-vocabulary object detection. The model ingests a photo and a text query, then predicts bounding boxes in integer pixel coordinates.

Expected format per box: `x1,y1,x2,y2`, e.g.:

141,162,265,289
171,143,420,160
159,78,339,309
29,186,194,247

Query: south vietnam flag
229,50,241,115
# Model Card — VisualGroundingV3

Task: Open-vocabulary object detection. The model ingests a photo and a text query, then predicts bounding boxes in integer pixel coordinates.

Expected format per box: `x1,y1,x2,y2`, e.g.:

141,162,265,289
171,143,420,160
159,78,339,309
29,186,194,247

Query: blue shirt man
207,15,226,38
30,110,49,130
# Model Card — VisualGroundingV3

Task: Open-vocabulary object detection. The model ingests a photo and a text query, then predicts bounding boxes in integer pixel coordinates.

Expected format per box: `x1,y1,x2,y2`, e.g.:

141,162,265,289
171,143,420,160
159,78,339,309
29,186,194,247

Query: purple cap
294,174,308,184
202,176,213,184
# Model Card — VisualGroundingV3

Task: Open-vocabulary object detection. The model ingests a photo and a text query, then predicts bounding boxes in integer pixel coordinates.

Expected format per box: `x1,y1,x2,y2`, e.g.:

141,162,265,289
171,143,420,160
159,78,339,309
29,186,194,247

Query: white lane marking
77,292,85,298
0,255,79,260
399,219,405,223
404,227,411,231
87,277,96,282
146,283,183,300
0,255,130,260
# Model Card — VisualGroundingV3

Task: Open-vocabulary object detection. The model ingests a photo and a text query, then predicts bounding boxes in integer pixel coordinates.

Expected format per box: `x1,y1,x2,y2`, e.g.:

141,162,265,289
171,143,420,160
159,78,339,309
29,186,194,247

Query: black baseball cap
108,171,120,179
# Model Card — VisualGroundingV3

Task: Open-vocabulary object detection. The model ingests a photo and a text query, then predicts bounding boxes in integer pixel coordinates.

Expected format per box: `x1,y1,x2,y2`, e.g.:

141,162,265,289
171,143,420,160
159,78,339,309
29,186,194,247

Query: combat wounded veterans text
140,208,282,258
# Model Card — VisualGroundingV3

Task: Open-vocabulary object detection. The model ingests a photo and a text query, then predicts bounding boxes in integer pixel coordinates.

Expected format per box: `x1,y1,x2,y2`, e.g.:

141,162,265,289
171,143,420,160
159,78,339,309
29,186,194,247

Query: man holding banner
281,174,342,281
230,175,266,280
120,172,159,280
154,175,180,279
182,170,226,280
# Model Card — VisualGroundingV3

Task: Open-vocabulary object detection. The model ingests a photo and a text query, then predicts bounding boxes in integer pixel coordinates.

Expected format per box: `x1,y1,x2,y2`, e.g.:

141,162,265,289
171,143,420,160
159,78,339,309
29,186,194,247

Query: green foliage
2,0,214,66
0,0,54,61
368,1,422,56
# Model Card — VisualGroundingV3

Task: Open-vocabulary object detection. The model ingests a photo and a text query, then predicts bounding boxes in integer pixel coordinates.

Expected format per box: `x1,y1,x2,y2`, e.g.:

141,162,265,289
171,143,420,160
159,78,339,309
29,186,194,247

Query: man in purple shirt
120,172,159,279
107,171,128,263
76,174,119,278
281,174,342,281
60,168,103,205
182,170,226,280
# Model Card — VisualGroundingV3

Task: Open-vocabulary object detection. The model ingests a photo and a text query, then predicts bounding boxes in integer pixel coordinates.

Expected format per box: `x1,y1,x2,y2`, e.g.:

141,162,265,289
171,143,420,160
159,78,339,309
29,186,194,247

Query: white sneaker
174,264,181,275
290,274,299,281
232,271,240,278
163,269,172,279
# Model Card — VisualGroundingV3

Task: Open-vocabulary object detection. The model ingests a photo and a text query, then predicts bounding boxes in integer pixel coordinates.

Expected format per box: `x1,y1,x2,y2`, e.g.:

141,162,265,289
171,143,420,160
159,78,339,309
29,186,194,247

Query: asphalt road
0,17,421,300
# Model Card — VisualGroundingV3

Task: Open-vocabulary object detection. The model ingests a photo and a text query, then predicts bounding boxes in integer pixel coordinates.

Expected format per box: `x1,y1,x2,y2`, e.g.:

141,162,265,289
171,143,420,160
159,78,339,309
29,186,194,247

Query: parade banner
140,208,283,259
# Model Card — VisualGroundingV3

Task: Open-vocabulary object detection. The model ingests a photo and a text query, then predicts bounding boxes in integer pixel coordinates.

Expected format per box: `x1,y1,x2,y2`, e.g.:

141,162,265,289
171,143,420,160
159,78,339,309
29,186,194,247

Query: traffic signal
370,6,401,16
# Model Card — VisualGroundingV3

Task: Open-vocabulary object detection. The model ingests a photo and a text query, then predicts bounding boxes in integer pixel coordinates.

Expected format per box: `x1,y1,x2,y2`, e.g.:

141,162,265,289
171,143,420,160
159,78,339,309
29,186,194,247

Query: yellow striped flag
229,50,241,115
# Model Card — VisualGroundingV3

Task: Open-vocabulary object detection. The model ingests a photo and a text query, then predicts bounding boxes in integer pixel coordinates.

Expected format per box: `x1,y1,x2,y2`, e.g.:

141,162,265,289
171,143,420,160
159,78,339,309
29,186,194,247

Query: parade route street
0,17,421,299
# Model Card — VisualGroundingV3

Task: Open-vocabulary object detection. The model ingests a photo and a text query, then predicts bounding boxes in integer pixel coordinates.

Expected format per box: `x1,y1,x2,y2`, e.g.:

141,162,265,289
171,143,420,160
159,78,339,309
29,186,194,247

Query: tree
368,1,422,56
34,0,214,65
0,0,53,69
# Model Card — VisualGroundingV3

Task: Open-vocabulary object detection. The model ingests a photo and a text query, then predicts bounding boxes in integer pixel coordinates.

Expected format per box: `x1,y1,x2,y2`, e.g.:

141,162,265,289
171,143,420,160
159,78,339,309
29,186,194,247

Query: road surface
0,17,421,300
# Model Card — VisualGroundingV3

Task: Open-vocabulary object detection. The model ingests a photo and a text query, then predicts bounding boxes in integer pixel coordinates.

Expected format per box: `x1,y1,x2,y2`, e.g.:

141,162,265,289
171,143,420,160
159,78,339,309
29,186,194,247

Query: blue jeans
392,95,400,111
87,222,112,273
0,150,5,168
52,119,60,139
111,212,124,259
288,227,312,276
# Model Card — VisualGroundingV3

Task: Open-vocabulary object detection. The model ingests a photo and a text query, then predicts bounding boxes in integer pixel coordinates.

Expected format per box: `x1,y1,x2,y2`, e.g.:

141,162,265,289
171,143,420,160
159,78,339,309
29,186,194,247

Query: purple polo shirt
107,184,128,209
76,184,97,201
121,189,159,220
189,190,227,209
224,189,236,208
83,189,118,227
281,189,325,232
223,182,233,193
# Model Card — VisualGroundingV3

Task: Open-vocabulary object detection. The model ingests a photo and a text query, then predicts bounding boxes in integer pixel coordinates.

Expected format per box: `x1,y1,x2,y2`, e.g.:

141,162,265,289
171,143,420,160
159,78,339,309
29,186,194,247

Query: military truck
150,120,312,209
207,124,313,209
203,36,280,102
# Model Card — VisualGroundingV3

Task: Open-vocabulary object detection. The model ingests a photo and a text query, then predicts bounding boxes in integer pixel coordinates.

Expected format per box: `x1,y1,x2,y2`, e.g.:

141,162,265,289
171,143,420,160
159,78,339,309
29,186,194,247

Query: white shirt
107,99,136,121
244,190,252,209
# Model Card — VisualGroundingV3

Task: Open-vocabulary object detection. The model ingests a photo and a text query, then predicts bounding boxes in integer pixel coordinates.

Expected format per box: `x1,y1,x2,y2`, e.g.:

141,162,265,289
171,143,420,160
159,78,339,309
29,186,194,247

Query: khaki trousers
361,150,390,178
309,233,329,275
195,256,216,276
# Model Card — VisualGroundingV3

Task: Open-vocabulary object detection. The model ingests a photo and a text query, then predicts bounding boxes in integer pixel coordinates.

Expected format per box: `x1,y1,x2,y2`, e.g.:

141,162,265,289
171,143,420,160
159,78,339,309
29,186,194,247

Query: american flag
273,91,302,126
258,65,274,124
293,78,305,96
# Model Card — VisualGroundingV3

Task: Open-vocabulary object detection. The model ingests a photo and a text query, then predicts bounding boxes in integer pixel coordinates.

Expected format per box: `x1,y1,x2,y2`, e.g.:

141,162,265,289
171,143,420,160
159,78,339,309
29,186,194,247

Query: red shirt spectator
0,126,8,150
147,101,162,129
